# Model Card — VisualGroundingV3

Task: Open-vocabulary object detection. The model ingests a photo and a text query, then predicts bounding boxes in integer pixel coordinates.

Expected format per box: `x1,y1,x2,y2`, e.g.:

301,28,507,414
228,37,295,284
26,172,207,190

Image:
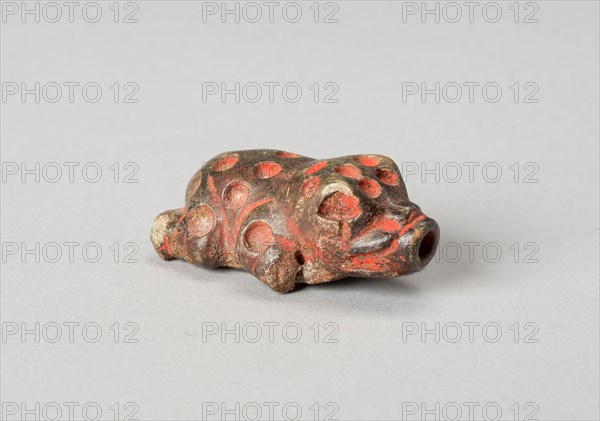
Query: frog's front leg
237,220,301,293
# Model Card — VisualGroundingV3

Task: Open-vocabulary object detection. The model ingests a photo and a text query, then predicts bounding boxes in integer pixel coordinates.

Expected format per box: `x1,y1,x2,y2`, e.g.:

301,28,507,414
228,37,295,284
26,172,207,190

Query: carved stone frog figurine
151,150,439,293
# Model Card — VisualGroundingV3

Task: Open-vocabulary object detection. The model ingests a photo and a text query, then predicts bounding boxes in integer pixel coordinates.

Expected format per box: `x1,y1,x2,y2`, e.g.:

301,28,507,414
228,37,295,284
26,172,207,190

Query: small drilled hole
295,250,305,265
419,231,436,261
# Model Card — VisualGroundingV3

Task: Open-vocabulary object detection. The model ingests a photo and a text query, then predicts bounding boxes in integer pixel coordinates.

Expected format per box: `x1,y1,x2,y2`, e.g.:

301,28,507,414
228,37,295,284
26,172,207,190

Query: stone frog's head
296,154,440,281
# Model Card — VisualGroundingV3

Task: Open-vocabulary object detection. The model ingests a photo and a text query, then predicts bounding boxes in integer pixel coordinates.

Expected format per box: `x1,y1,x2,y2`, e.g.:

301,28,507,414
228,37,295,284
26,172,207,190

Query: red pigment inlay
318,192,362,221
275,151,301,158
398,213,426,237
354,155,381,167
236,197,272,227
305,161,327,175
376,167,399,186
255,161,282,179
372,215,401,233
351,254,387,271
334,164,362,179
214,156,239,172
177,210,187,224
159,235,173,257
301,176,320,197
358,178,382,198
223,181,250,209
244,221,274,253
186,205,215,237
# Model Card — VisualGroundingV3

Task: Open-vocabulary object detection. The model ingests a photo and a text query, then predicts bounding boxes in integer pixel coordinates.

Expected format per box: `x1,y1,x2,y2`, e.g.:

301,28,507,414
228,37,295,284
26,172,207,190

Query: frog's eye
317,191,362,221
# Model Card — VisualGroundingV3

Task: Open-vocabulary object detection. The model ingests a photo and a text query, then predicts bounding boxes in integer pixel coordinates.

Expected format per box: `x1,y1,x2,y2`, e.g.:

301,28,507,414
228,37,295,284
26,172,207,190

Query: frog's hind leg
151,205,221,267
151,208,185,261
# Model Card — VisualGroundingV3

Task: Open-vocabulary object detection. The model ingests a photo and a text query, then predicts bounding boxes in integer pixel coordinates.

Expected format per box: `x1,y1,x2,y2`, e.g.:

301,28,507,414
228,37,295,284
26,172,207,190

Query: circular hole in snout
418,230,437,262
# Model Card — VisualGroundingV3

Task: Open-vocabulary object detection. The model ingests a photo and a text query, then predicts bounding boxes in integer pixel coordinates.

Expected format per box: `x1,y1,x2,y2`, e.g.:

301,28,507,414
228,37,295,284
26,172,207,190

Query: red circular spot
305,161,327,175
186,205,215,237
275,151,301,158
254,161,282,179
301,176,320,197
223,181,250,209
334,164,362,179
358,178,382,198
318,192,362,221
376,167,399,186
244,221,274,253
354,155,382,167
214,156,239,172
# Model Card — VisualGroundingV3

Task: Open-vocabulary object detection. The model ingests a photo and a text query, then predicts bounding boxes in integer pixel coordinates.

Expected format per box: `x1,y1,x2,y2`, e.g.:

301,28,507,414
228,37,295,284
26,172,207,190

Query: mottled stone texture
151,150,440,293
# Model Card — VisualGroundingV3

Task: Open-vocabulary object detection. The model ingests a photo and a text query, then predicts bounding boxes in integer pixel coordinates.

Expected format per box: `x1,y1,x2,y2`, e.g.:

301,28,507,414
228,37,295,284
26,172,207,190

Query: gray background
1,1,599,420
